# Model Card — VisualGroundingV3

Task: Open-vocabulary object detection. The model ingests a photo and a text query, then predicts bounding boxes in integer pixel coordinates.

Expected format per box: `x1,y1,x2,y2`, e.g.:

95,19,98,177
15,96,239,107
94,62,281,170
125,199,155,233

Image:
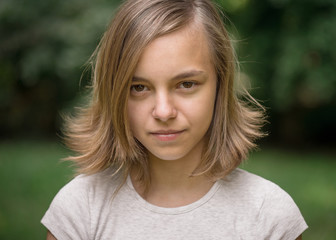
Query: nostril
152,103,177,121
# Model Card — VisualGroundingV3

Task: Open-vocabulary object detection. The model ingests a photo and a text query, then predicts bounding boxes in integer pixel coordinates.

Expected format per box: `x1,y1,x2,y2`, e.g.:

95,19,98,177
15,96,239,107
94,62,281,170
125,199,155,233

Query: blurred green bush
0,0,120,137
218,0,336,146
1,0,335,147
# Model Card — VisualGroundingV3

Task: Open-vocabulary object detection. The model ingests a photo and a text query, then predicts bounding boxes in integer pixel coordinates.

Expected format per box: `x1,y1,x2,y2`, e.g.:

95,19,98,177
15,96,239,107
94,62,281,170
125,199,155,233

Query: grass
0,140,335,239
0,140,74,240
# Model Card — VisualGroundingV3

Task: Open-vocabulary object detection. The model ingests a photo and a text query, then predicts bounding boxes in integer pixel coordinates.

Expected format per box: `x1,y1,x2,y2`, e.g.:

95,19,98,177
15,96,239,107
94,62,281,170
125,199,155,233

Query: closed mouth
150,130,184,135
150,130,185,141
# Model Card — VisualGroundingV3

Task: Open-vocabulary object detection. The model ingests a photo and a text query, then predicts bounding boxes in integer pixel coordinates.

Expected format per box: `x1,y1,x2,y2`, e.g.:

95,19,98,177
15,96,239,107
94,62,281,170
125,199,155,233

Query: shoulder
41,168,124,239
50,167,122,204
220,168,302,213
217,168,308,239
216,168,289,213
219,168,285,198
68,167,124,193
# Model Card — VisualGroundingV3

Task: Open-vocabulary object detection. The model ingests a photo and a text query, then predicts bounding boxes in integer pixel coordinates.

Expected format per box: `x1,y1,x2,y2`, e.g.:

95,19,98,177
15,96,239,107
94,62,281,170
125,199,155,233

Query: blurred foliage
1,0,335,147
218,0,336,146
0,0,120,137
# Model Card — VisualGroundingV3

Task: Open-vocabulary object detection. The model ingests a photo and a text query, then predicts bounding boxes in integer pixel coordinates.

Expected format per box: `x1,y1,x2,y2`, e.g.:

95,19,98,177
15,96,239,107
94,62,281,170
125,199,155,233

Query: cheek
127,102,139,131
127,100,149,132
194,87,216,114
183,94,216,127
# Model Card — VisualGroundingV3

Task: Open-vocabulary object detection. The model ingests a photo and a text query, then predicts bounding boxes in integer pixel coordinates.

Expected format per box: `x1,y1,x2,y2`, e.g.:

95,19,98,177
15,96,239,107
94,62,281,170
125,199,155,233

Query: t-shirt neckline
126,175,220,215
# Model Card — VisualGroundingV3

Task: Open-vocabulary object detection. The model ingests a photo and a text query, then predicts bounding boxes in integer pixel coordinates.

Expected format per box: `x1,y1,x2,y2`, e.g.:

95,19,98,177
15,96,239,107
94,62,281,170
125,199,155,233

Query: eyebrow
132,70,205,82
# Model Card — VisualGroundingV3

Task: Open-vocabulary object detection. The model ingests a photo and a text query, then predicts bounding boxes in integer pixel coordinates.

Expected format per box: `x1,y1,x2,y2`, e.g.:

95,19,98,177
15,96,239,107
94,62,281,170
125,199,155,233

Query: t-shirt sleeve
41,176,91,240
257,183,308,239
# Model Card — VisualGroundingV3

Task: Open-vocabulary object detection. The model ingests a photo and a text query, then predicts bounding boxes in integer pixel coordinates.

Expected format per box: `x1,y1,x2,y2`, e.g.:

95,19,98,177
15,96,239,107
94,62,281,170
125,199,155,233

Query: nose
152,92,177,122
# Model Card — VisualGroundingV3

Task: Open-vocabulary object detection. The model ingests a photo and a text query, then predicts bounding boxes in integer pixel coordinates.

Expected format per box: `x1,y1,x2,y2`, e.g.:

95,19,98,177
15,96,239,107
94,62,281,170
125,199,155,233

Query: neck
131,142,215,207
149,153,203,190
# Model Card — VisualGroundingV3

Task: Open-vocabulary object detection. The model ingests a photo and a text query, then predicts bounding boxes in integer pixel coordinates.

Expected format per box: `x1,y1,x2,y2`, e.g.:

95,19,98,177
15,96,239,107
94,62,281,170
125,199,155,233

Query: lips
150,130,185,141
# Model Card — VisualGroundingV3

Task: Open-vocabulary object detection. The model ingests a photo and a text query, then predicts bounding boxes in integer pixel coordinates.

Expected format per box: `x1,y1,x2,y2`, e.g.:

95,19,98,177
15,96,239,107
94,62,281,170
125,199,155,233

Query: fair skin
128,23,303,239
46,24,303,240
128,24,217,207
46,231,56,240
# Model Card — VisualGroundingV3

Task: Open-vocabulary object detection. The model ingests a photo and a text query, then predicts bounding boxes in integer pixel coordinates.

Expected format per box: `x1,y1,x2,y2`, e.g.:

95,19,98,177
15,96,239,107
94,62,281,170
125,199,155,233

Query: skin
45,23,303,240
46,231,56,240
128,24,217,207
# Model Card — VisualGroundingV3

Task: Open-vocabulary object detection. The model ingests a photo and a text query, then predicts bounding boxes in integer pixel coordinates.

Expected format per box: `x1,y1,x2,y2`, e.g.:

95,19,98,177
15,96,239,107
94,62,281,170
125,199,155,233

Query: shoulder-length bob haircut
64,0,265,184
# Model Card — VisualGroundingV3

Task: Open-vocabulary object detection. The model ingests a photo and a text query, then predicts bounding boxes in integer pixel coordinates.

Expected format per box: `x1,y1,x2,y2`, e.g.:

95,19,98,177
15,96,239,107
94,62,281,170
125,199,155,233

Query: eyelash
130,81,198,95
178,81,196,89
130,84,148,93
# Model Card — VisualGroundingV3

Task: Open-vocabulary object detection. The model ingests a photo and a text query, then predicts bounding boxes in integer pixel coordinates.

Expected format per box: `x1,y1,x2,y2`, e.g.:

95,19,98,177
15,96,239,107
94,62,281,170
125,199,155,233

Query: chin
149,151,187,161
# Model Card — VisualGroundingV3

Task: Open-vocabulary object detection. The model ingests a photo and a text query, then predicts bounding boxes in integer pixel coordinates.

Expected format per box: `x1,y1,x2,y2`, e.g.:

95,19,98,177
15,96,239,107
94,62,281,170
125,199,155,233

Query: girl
42,0,308,239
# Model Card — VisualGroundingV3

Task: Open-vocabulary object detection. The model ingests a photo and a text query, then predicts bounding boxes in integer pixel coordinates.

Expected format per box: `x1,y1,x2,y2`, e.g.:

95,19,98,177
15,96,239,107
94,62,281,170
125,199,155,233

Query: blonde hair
64,0,265,185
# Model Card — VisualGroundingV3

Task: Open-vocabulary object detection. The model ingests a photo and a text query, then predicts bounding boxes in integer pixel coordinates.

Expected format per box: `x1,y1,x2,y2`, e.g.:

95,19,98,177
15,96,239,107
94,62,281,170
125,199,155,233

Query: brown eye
179,82,195,89
131,84,147,92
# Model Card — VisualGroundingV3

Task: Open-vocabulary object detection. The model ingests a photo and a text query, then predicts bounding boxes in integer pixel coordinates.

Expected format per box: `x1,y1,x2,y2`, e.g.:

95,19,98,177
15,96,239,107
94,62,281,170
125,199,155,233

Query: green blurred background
0,0,335,239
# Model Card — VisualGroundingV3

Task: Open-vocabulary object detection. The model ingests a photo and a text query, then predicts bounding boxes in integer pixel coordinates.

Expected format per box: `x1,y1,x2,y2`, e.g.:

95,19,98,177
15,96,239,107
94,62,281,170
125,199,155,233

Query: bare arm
46,231,57,240
296,234,302,240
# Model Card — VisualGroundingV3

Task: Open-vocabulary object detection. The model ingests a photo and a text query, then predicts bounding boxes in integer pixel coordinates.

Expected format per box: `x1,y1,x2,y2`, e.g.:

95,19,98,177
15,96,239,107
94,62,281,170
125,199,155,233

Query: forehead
134,24,214,78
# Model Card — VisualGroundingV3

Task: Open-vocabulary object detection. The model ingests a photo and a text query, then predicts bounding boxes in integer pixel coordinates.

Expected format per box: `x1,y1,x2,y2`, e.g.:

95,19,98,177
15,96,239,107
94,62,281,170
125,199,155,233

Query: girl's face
127,25,217,162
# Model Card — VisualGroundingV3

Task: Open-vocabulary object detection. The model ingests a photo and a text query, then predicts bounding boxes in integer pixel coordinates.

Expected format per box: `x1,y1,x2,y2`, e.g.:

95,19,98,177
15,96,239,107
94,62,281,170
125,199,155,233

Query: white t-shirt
41,168,308,239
